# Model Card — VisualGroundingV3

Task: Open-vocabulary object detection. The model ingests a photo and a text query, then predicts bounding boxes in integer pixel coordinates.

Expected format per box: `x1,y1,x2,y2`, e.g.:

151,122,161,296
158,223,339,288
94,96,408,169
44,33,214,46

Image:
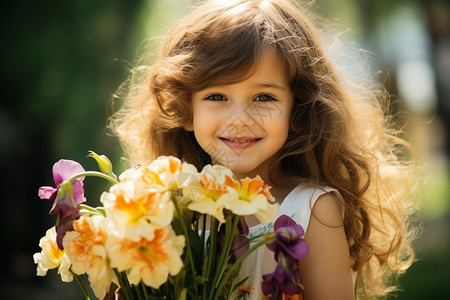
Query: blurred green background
0,0,448,299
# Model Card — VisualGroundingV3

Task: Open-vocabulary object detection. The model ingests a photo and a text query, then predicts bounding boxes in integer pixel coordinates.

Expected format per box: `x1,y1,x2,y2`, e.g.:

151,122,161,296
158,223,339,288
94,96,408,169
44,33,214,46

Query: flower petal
52,159,85,185
188,196,225,223
286,239,309,260
71,180,86,205
38,186,58,202
224,198,258,216
274,215,298,229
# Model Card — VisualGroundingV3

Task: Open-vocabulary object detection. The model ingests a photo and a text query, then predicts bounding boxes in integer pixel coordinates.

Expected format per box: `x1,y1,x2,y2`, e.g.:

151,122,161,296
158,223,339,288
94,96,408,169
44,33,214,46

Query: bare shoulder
308,192,343,231
299,192,355,300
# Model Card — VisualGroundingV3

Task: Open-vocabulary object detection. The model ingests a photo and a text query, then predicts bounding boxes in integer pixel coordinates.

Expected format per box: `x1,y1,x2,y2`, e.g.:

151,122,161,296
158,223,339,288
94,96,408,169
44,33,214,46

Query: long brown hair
109,0,418,298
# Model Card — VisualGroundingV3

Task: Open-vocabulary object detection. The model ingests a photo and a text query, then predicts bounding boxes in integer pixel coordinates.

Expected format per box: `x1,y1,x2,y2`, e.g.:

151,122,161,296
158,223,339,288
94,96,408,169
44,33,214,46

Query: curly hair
109,0,418,298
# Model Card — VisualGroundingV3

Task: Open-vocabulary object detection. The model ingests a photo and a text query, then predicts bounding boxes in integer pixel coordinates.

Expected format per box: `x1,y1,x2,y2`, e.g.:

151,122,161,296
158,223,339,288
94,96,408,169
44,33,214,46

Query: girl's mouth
219,137,261,149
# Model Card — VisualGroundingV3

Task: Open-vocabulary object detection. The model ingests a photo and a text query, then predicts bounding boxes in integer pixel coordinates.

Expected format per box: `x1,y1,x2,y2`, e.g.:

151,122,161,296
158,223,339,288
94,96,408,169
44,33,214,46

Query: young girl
110,0,417,299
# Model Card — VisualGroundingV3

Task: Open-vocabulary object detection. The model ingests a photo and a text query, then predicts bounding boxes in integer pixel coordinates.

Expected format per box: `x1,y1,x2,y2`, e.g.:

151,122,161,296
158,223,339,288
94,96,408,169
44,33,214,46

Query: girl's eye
254,94,276,102
205,94,227,101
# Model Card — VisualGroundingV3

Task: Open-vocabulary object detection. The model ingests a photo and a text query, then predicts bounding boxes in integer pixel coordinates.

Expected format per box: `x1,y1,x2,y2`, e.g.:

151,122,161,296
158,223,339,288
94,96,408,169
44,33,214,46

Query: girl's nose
226,101,256,128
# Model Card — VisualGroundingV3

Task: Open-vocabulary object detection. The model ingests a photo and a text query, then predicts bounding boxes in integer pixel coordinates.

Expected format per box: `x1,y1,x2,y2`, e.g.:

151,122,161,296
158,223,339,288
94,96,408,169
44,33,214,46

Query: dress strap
278,185,338,233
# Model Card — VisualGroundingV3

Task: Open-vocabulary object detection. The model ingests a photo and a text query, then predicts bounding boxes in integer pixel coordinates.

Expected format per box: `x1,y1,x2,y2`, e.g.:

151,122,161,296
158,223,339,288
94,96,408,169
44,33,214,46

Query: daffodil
63,215,114,299
106,226,185,289
120,156,198,193
33,226,73,282
101,179,174,242
143,156,198,191
186,165,236,223
224,175,279,223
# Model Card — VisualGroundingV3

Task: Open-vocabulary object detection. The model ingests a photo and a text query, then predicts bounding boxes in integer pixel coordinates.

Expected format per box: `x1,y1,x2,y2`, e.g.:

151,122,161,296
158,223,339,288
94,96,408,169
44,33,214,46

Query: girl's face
190,48,294,180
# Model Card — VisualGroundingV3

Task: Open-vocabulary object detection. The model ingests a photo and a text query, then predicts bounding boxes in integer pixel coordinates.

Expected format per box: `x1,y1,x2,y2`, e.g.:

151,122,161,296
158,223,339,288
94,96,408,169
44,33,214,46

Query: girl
110,0,417,299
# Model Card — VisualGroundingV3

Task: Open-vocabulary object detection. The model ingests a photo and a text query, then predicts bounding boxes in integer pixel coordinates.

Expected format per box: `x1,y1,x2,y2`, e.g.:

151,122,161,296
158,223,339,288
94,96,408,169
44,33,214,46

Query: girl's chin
225,163,264,179
211,156,273,179
211,161,254,175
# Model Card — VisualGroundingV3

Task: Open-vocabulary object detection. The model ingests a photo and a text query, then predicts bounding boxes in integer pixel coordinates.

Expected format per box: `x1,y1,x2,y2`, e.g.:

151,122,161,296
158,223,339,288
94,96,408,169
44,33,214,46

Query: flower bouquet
34,152,308,299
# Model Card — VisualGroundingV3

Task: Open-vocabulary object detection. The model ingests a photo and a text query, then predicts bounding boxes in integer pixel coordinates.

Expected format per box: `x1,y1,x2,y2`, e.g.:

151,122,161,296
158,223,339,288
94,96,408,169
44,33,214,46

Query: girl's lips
219,137,261,149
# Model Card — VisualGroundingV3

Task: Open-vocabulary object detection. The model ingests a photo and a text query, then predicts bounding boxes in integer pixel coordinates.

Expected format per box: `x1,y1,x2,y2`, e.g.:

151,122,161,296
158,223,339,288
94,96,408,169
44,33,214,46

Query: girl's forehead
202,48,291,87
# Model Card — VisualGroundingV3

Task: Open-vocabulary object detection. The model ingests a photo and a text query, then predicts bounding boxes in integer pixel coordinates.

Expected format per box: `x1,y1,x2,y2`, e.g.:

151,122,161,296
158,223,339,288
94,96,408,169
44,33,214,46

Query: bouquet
33,152,309,299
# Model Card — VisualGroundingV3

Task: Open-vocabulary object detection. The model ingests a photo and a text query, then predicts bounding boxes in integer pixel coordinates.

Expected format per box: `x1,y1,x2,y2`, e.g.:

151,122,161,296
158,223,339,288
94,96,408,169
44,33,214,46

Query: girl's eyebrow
256,83,287,91
199,82,287,92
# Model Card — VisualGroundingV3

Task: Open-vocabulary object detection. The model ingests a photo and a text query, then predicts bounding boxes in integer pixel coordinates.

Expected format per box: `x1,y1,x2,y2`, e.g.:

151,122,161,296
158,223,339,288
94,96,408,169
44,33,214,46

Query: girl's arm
299,193,355,300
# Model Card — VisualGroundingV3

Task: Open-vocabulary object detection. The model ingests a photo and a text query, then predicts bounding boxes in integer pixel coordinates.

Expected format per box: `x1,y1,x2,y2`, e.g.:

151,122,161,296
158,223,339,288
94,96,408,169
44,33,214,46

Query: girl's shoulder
280,184,341,231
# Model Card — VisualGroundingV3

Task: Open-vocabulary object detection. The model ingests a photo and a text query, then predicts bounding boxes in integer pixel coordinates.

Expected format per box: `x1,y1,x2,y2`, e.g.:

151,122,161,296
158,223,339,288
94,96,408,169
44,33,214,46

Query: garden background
1,0,449,298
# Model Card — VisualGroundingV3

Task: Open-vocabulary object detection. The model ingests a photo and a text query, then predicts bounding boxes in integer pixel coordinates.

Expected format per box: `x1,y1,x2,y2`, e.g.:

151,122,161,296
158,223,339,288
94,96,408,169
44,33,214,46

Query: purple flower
38,159,86,249
262,254,301,298
267,215,309,261
261,264,282,300
262,215,308,298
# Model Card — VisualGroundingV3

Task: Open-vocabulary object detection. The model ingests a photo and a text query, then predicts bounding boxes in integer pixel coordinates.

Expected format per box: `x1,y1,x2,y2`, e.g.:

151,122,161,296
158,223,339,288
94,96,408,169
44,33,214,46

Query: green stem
200,214,208,299
204,217,218,297
78,204,106,216
68,171,119,185
201,214,206,250
179,288,187,300
113,269,133,300
71,271,91,300
210,214,240,299
121,271,134,299
172,197,197,296
212,235,277,300
200,214,206,272
140,282,149,300
135,284,144,300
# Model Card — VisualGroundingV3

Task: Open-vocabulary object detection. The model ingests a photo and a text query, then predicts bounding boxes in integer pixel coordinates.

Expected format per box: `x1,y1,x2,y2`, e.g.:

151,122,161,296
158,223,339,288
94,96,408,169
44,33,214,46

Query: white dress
233,184,340,300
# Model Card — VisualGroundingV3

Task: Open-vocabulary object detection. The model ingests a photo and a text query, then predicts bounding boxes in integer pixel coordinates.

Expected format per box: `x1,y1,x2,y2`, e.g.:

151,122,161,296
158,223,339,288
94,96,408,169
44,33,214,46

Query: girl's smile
219,136,262,150
189,48,294,180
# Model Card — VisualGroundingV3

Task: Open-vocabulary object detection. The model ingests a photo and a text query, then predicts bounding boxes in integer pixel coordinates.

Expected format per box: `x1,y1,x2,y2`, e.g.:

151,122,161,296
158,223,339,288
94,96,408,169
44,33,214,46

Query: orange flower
238,176,275,203
63,215,114,299
224,176,279,223
101,180,174,242
106,227,185,288
120,156,198,192
185,165,236,222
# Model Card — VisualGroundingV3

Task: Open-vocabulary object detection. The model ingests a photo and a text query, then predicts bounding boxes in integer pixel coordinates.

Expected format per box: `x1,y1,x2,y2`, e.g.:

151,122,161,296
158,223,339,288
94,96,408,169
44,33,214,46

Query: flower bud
88,151,113,174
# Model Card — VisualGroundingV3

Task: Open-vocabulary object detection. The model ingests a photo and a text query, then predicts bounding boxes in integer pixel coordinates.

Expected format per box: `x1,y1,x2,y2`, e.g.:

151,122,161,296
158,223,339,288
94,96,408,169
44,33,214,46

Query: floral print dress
234,185,339,300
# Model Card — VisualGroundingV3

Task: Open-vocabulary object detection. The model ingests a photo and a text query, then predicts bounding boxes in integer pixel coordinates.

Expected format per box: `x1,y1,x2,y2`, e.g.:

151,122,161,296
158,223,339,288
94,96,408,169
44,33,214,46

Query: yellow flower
106,226,185,289
143,156,198,191
186,165,236,223
119,156,198,193
101,182,174,242
224,176,279,223
100,157,198,241
63,215,114,299
33,226,73,282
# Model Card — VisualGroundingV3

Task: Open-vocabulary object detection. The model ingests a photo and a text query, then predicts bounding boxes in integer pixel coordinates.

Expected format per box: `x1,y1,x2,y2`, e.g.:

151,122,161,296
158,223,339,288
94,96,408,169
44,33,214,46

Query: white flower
33,226,73,282
106,226,185,289
185,165,237,223
63,215,114,299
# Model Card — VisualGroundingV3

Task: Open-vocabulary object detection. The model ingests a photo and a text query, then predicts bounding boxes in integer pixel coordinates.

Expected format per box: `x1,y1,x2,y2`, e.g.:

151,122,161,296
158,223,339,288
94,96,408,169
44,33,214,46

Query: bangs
157,0,313,94
166,2,279,90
